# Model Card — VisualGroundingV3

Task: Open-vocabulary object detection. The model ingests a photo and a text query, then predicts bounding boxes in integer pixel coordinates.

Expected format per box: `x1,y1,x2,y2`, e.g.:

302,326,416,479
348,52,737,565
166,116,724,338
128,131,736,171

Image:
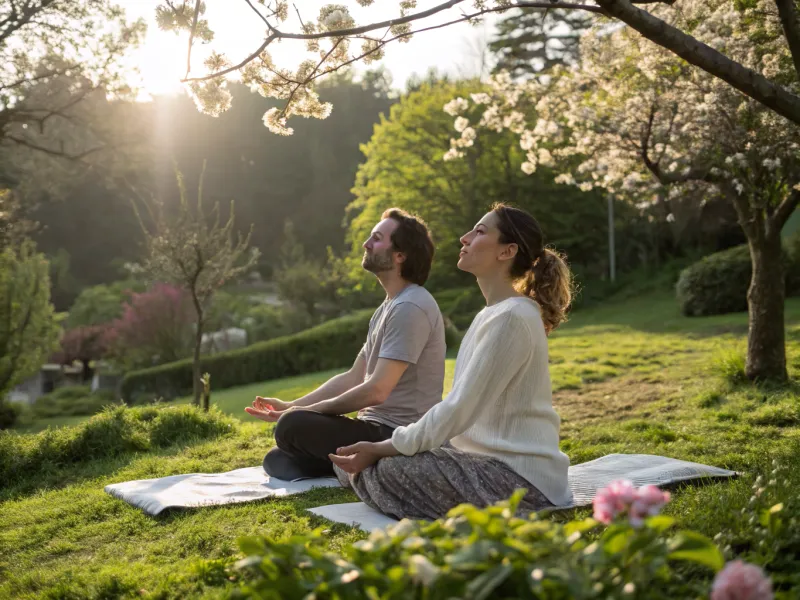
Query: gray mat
309,453,737,531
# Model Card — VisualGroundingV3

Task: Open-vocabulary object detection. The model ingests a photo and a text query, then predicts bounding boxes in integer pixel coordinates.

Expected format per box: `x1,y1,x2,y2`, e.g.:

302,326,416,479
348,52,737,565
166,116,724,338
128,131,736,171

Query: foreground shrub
121,310,372,403
0,404,235,486
231,489,724,599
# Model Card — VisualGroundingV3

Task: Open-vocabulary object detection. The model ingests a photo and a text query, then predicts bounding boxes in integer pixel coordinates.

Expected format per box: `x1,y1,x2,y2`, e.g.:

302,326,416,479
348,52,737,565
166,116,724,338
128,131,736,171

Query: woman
329,203,574,520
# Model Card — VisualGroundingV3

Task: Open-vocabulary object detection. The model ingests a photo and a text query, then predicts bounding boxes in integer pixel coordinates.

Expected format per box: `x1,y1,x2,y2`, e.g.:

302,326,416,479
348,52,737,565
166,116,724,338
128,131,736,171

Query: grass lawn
2,290,800,598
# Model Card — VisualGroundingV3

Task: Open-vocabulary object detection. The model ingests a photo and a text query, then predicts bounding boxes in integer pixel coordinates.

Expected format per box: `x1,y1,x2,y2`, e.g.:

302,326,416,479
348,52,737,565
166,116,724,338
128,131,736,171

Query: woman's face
457,212,516,276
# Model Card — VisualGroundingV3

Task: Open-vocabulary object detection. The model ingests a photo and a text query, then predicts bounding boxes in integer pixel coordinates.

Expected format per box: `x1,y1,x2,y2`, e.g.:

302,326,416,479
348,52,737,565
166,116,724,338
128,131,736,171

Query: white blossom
443,97,468,116
454,116,469,133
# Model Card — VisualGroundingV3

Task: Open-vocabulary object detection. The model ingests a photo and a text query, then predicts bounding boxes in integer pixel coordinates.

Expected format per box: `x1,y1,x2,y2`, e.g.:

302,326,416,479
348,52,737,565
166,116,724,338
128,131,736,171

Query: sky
120,1,500,98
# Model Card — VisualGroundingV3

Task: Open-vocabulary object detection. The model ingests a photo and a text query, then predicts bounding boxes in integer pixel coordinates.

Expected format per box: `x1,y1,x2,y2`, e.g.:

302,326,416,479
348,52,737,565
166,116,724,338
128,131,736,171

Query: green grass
3,290,800,598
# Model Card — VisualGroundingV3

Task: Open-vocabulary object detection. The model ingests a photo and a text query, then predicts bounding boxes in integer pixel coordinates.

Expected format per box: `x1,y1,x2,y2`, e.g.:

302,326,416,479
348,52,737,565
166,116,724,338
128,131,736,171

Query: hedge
676,244,798,317
121,309,374,403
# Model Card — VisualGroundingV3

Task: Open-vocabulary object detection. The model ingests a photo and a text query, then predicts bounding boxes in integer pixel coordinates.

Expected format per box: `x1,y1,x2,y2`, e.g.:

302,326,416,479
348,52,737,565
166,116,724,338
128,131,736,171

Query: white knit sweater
391,296,572,506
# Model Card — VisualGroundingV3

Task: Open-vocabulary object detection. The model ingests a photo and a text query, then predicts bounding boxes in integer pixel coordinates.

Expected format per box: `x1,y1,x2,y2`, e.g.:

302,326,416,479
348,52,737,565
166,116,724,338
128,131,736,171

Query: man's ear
394,251,407,265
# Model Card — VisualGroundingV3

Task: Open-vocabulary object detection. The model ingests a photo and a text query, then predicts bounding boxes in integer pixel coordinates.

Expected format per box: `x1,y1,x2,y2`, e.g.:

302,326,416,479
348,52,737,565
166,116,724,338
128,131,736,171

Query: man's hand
329,441,383,475
244,396,293,422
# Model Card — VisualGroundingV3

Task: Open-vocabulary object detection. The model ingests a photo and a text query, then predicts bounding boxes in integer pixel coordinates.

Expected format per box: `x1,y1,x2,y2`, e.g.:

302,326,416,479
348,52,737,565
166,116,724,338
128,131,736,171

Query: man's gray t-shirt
358,284,446,429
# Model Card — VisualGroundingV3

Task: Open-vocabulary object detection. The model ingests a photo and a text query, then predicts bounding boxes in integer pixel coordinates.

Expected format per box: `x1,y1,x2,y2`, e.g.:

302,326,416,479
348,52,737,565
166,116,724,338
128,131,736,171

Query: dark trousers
263,410,395,480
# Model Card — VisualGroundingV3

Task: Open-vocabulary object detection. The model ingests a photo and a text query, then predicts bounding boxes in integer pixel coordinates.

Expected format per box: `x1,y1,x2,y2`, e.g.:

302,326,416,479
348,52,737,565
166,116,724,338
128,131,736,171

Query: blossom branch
184,0,203,79
594,0,800,125
182,0,605,84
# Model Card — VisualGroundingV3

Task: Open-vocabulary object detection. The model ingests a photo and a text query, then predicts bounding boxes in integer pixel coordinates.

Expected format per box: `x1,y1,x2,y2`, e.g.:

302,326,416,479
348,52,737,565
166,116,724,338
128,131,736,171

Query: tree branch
185,0,203,79
774,0,800,80
595,0,800,125
5,135,104,161
770,187,800,237
183,0,604,83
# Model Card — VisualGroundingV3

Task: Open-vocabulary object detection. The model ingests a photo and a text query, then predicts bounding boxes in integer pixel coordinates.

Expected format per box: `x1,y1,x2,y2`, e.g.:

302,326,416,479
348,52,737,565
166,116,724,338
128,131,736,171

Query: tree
447,2,799,381
66,280,146,329
275,220,328,318
105,283,195,371
133,166,259,405
157,0,800,129
347,79,612,288
490,8,595,77
1,1,145,159
55,325,109,382
0,240,61,413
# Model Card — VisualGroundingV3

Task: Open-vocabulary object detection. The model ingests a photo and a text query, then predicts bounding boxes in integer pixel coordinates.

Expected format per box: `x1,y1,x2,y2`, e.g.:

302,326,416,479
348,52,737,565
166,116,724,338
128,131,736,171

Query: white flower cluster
443,0,799,215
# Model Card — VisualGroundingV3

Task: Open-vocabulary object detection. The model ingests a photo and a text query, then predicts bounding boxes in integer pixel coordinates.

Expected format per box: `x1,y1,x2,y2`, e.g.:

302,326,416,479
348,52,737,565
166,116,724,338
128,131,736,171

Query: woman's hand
329,439,400,475
329,442,382,475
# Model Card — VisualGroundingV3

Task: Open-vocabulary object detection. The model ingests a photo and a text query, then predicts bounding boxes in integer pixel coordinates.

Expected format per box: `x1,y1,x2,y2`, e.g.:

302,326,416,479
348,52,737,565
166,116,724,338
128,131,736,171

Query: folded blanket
309,453,738,531
104,467,339,515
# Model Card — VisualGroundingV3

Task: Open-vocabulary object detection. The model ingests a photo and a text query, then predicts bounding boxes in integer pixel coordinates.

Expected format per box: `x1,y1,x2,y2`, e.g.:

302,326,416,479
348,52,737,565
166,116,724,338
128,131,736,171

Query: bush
0,404,236,486
676,245,753,317
676,244,799,317
31,387,121,419
0,401,22,429
230,489,724,599
121,310,374,403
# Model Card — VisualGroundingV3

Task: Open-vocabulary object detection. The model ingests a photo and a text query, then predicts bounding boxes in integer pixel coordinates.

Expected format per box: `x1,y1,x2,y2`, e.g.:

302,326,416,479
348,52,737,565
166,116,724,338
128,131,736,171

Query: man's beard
362,248,394,273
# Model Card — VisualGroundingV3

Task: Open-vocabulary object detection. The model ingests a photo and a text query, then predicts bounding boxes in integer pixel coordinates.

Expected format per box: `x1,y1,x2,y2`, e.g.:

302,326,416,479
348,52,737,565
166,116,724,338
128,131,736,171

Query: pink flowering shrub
105,283,195,370
593,480,671,527
711,560,774,600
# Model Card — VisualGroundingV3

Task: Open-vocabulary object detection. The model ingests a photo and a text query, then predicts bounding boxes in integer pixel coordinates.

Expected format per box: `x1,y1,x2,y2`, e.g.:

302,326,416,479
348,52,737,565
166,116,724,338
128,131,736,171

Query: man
245,208,446,480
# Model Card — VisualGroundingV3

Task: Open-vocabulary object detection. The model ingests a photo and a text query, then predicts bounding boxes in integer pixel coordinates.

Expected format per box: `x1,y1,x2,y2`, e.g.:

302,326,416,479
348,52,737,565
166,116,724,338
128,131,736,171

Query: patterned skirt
334,445,554,521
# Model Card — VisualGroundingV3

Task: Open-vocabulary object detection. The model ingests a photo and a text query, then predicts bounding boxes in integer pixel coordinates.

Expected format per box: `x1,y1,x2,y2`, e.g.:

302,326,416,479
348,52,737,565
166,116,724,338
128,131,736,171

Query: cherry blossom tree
158,0,800,128
444,0,799,381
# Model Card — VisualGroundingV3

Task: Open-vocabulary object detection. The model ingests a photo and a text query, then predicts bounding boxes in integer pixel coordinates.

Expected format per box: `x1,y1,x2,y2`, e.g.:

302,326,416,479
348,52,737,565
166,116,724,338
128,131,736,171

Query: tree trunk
745,232,788,382
191,296,204,407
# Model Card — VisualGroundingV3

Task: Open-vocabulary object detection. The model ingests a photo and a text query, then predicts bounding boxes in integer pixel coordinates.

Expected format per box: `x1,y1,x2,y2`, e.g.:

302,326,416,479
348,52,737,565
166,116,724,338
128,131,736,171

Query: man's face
362,218,398,274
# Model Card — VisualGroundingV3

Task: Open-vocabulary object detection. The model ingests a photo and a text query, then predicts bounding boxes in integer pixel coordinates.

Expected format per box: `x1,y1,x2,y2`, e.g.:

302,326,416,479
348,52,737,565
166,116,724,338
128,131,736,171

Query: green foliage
676,245,753,316
66,281,145,328
0,401,24,430
0,240,61,424
30,387,120,419
120,310,373,403
0,404,236,486
347,79,611,291
710,347,748,385
232,490,720,599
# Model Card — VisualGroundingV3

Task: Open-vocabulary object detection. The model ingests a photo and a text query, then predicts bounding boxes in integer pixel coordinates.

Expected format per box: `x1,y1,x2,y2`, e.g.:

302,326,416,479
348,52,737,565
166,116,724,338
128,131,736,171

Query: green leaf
603,526,634,554
464,563,513,600
564,518,600,536
238,536,264,556
668,531,725,572
646,515,676,533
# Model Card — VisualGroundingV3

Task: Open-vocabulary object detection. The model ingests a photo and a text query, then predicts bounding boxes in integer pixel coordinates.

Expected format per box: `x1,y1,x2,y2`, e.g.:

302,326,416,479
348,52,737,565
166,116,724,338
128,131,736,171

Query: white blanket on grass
105,453,736,524
104,467,339,515
309,453,738,531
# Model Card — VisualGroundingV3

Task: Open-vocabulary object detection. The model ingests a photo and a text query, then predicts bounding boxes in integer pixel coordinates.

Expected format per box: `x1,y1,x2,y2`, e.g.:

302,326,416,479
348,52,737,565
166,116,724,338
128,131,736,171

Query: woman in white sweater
329,203,574,519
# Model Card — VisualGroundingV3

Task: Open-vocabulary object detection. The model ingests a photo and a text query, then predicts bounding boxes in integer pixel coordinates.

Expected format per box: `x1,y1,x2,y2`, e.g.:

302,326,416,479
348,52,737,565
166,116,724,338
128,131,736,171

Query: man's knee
274,409,319,450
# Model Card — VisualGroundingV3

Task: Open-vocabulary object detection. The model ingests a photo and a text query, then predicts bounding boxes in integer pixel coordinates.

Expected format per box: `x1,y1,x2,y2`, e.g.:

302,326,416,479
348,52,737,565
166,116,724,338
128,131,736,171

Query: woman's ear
498,243,518,263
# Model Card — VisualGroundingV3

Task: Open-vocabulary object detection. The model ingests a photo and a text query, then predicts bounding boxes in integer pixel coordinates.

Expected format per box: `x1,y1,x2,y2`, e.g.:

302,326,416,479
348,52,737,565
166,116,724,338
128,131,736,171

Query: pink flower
592,481,671,526
711,560,773,600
